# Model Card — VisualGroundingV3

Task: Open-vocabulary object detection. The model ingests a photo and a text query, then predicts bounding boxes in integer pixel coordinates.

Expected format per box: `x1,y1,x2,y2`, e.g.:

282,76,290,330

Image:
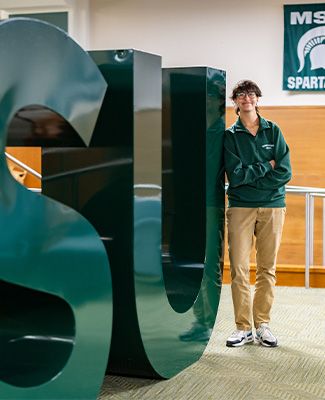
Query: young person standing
224,80,292,347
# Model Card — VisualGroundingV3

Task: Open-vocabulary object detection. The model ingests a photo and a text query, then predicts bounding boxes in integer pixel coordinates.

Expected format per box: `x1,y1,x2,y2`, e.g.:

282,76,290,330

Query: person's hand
269,160,276,169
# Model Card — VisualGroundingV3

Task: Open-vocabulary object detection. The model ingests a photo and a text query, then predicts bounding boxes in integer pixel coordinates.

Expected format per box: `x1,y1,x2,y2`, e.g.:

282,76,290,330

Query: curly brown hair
230,80,262,115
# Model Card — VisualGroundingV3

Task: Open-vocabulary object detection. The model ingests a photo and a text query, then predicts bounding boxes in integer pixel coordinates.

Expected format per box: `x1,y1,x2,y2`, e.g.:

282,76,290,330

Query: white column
67,0,90,50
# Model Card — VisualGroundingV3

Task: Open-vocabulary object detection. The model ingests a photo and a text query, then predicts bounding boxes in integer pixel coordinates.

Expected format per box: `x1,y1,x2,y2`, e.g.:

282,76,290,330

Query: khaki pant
226,207,286,331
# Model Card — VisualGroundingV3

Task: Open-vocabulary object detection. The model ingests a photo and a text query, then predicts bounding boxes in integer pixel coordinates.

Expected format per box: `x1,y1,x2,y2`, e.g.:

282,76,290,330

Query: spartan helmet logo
297,26,325,72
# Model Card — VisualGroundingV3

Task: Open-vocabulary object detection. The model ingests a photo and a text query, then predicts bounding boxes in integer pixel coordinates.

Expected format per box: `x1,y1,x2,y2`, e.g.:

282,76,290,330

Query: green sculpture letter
0,19,112,399
0,18,226,394
86,52,226,378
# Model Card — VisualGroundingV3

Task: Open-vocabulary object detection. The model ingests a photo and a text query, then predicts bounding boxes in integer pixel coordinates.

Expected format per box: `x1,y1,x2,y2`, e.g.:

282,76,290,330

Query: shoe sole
226,337,254,347
255,337,278,347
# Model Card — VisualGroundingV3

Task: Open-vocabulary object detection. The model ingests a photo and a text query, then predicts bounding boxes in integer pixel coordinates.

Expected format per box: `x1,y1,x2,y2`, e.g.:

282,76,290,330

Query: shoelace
258,325,274,339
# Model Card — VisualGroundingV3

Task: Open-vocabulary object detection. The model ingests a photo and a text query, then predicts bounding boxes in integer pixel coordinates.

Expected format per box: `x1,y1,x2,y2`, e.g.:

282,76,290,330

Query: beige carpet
99,285,325,399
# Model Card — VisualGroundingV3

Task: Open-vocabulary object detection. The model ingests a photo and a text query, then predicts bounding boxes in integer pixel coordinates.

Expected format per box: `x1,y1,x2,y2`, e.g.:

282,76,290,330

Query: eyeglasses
236,91,257,99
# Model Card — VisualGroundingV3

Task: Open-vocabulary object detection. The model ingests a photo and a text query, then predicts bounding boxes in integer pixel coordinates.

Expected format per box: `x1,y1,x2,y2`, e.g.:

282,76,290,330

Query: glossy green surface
83,53,226,378
0,19,112,399
88,52,227,378
9,41,226,380
90,50,225,377
136,67,225,377
89,50,158,377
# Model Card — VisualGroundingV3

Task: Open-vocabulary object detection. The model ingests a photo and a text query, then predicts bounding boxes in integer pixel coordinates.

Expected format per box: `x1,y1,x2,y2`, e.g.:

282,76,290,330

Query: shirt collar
232,115,270,133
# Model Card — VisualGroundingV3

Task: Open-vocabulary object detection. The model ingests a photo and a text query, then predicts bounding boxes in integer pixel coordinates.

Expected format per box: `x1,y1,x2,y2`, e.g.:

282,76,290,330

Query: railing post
323,198,325,266
310,194,314,267
305,193,310,289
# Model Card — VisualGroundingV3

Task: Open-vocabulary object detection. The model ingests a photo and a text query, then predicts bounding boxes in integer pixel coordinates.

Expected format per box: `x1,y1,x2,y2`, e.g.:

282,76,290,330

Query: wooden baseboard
222,263,325,288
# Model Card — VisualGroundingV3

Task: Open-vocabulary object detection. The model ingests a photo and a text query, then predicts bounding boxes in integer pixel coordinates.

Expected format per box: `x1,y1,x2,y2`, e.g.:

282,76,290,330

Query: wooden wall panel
225,106,325,267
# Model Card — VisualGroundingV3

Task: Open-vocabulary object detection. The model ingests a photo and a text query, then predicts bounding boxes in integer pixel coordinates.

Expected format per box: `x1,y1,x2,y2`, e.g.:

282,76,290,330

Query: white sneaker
255,323,278,347
226,329,254,347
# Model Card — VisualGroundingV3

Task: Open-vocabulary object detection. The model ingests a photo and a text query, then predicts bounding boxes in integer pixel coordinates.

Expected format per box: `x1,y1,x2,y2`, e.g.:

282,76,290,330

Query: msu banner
283,4,325,91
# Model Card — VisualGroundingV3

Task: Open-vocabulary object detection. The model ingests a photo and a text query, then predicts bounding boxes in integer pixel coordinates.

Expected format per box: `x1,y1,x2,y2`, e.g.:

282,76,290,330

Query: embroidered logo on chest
261,144,274,150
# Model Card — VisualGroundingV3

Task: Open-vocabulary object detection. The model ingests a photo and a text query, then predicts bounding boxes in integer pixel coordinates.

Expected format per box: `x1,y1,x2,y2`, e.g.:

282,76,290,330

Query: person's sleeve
255,125,292,190
224,131,273,188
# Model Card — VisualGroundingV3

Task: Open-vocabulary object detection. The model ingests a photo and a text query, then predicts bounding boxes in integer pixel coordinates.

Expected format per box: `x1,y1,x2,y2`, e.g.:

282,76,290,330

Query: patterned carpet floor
99,285,325,399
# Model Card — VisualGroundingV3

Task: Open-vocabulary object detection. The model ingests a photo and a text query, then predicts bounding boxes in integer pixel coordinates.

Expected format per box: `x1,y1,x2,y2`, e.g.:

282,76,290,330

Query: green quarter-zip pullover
224,116,292,207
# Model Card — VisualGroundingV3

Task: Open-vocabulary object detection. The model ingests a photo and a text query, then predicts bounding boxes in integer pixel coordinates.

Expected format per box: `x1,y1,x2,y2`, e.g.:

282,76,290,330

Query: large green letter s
0,19,112,399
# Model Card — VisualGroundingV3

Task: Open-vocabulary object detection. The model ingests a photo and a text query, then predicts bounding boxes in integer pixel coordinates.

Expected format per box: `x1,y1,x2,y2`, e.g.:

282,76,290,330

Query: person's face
234,91,258,113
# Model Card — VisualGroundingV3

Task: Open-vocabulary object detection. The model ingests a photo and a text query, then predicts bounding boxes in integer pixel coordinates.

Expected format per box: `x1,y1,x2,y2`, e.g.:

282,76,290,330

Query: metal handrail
4,151,322,289
286,185,325,194
25,179,325,288
29,188,42,193
5,152,42,180
225,183,325,194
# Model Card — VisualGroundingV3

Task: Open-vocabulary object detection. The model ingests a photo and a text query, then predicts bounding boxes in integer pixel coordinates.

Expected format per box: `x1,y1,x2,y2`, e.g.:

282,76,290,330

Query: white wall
89,0,325,106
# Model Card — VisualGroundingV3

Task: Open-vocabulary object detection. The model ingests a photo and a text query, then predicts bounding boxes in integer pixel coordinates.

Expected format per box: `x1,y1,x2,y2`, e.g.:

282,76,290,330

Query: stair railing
5,153,325,289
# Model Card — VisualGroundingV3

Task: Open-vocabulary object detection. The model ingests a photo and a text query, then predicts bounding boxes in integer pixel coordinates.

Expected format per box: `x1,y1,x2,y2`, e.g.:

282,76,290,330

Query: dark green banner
283,3,325,91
